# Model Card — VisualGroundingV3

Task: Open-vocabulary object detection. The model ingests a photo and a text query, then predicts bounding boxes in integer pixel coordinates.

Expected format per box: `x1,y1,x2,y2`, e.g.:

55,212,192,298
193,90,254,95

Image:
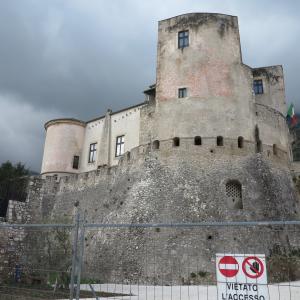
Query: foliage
0,161,29,182
0,161,30,217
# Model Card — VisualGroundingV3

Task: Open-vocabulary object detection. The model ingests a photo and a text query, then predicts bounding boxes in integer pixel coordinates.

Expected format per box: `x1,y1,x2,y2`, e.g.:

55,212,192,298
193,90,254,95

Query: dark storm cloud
0,0,299,171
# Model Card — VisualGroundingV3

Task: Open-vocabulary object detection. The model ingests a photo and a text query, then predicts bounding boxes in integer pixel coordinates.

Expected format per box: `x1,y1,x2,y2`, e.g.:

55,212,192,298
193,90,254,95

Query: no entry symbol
242,256,264,279
218,256,239,277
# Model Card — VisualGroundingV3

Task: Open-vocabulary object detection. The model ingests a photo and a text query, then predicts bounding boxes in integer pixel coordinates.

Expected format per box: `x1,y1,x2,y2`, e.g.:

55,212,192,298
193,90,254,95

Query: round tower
41,118,86,177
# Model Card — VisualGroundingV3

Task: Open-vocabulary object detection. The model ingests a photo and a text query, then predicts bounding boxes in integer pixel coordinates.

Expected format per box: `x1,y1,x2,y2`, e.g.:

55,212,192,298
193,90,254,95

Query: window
178,30,189,48
238,136,244,148
217,136,223,146
115,135,125,157
72,156,79,169
273,144,278,155
173,137,180,147
153,140,160,150
253,79,263,95
88,143,97,163
178,88,187,98
226,180,243,209
194,136,202,146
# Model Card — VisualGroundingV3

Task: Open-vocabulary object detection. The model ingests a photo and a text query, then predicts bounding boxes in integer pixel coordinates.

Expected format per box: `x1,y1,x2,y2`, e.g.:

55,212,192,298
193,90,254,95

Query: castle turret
41,118,86,177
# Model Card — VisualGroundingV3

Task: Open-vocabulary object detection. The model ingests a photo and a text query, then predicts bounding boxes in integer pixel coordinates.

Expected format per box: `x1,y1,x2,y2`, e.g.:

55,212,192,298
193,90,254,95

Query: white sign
216,253,269,300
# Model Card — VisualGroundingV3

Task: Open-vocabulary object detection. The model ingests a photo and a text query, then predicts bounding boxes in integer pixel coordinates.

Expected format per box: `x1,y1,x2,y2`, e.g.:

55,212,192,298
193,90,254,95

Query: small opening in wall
194,136,202,146
238,136,244,149
207,235,213,240
273,144,278,156
226,180,243,209
173,137,180,147
72,155,79,169
210,149,214,153
217,136,223,146
153,140,160,150
257,140,263,153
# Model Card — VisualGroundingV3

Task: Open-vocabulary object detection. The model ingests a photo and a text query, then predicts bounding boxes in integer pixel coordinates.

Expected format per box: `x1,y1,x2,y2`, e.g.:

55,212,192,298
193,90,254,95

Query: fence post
69,212,80,300
76,212,86,300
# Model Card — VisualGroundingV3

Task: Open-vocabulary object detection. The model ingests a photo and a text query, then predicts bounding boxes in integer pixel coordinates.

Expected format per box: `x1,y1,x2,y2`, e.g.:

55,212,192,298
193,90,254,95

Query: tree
0,161,29,217
0,161,29,181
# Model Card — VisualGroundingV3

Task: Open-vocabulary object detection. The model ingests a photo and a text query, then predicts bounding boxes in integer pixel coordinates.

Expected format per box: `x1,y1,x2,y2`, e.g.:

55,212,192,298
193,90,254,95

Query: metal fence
0,217,300,300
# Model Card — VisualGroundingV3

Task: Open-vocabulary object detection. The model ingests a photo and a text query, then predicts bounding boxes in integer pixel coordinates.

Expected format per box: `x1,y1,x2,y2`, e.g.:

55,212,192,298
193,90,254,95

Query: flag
286,104,298,127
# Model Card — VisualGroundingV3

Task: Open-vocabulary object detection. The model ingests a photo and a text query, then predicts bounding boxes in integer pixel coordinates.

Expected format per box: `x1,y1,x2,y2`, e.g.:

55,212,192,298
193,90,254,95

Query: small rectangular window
178,30,189,49
253,79,263,95
88,143,97,163
72,156,79,169
115,135,125,157
178,88,187,98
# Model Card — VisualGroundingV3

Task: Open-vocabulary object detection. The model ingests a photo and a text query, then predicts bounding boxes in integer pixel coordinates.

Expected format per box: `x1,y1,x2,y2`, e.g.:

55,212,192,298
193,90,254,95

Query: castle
1,13,299,284
41,13,290,178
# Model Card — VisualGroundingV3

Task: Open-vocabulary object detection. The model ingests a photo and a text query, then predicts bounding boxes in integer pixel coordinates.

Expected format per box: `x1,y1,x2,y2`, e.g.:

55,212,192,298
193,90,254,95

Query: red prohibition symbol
218,256,239,277
242,256,264,279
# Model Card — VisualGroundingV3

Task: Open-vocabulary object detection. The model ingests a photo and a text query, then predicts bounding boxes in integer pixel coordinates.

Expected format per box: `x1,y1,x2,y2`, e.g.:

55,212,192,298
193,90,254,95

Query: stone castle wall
3,140,297,283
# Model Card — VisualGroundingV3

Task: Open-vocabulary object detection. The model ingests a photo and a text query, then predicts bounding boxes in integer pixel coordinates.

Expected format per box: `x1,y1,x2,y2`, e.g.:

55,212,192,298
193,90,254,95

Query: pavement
76,281,300,300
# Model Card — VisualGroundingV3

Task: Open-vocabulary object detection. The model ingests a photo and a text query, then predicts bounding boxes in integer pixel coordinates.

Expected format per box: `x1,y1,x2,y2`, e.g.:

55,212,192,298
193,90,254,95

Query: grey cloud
0,0,299,171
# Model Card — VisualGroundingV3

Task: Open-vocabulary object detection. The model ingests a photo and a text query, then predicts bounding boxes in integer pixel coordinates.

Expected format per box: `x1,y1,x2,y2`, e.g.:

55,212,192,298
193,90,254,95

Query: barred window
178,30,189,48
88,143,97,163
226,180,243,209
115,135,125,157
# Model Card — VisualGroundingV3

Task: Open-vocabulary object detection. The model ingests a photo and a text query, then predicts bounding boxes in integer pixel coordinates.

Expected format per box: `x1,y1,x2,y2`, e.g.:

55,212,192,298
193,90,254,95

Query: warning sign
242,256,264,279
216,254,269,300
218,256,239,278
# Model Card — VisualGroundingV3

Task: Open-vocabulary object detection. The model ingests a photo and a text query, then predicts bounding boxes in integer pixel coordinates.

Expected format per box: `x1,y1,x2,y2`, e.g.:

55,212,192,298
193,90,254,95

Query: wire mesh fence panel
80,223,300,300
0,220,300,299
0,225,75,300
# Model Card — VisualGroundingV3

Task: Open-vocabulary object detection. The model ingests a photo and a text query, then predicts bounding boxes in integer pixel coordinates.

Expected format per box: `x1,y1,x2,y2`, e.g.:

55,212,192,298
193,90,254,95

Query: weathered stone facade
1,13,300,284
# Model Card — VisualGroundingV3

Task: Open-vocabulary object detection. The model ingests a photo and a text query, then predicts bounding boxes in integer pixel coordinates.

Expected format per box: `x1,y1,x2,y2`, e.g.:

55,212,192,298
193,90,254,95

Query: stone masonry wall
9,140,297,284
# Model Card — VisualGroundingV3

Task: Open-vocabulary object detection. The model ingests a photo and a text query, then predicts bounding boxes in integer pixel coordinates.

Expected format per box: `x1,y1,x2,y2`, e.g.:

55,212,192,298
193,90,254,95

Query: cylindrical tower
41,118,86,176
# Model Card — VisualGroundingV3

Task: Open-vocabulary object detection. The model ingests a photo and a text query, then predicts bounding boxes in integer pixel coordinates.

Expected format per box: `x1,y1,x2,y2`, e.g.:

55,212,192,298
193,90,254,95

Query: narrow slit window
72,156,79,169
116,135,125,157
88,143,97,163
178,30,189,49
238,136,244,148
273,144,278,155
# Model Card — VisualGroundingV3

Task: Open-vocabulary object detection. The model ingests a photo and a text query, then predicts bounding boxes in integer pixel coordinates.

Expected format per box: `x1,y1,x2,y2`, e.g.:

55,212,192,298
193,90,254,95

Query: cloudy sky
0,0,299,172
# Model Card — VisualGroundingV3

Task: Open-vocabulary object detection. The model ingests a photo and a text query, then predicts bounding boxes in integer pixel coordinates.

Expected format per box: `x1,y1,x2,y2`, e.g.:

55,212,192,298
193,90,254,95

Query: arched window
226,180,243,209
173,137,180,147
217,136,223,146
273,144,278,155
238,136,244,148
153,140,160,150
194,136,202,146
